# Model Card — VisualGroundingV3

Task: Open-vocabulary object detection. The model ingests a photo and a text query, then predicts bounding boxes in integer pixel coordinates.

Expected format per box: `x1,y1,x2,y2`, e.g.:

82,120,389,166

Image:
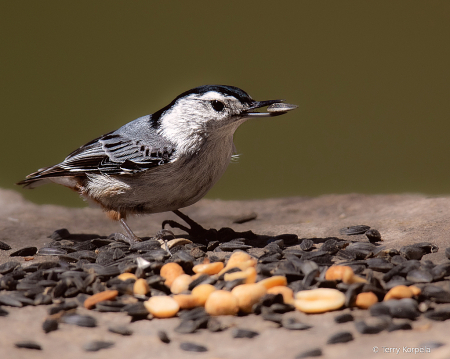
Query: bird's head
153,85,295,153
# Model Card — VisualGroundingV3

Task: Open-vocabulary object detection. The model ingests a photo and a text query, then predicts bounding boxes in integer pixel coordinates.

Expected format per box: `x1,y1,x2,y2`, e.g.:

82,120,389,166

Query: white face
157,91,252,155
171,91,250,130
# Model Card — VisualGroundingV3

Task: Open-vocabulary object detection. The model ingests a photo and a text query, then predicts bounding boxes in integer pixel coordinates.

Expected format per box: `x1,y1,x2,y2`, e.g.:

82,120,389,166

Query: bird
17,85,297,243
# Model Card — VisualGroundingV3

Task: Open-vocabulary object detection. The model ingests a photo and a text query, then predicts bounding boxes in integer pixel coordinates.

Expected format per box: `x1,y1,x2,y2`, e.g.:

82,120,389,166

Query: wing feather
18,115,176,184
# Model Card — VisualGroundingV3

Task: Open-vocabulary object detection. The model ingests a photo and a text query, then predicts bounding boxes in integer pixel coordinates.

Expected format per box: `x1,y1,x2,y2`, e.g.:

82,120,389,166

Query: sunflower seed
355,320,386,334
157,330,170,343
281,317,312,330
42,319,59,333
406,269,433,283
15,340,42,350
50,228,71,240
387,322,412,332
83,341,114,352
327,331,354,344
108,325,133,336
334,313,354,323
0,294,22,307
300,239,314,251
62,314,97,327
365,229,382,242
424,308,450,321
231,328,259,338
0,261,20,274
0,241,12,250
295,348,323,358
340,225,370,235
179,342,208,352
267,102,298,113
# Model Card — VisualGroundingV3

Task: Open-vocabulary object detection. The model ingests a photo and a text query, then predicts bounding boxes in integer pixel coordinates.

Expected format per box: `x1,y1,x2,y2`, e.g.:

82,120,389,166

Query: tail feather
16,177,52,189
16,164,76,189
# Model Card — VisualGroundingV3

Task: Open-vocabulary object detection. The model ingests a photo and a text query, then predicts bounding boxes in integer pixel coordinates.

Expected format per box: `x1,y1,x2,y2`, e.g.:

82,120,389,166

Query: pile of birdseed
0,225,449,357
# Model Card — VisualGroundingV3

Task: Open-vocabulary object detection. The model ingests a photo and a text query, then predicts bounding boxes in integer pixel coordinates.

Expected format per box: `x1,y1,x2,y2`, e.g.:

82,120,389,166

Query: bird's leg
162,209,218,242
118,218,142,243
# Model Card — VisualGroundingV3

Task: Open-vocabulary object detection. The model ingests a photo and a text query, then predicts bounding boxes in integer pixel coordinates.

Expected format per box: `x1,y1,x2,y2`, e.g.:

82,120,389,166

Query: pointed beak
243,99,287,118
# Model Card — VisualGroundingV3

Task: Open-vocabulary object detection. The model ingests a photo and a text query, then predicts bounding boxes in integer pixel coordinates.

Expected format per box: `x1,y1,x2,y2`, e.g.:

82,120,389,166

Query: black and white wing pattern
20,115,176,182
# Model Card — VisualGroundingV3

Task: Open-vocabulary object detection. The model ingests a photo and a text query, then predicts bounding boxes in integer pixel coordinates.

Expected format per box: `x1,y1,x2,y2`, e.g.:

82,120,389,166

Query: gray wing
22,115,176,181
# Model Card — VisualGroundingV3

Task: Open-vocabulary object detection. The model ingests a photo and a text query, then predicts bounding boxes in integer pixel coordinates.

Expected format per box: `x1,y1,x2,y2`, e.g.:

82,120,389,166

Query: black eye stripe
210,100,225,112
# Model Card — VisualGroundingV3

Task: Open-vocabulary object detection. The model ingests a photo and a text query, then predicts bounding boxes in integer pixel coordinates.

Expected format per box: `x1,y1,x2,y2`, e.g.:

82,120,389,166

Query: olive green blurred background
1,1,450,208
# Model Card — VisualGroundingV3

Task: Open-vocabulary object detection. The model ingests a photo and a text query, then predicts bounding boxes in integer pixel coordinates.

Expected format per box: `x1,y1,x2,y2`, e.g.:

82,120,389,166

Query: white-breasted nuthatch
17,85,297,242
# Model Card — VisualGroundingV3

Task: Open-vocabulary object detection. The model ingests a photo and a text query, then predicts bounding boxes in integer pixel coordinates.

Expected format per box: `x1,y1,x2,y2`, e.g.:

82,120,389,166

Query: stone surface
1,189,450,358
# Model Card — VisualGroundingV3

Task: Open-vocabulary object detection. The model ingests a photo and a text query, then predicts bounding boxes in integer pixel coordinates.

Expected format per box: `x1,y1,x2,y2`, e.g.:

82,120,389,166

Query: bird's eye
210,100,225,112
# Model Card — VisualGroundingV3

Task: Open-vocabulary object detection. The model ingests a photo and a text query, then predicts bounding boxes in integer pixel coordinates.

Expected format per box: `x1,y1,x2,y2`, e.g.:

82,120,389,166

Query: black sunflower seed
366,258,394,273
15,340,42,350
49,228,71,240
390,255,407,265
0,275,17,290
383,299,420,319
295,348,323,358
94,266,121,277
108,325,133,336
96,304,123,312
445,247,450,260
38,247,68,256
387,322,412,332
334,313,354,323
178,307,208,321
406,269,433,283
365,229,382,242
62,314,97,327
34,293,53,305
0,241,12,250
300,239,314,251
122,302,148,317
43,319,59,333
421,286,450,303
231,328,259,338
424,308,450,321
0,261,20,274
431,263,450,281
0,294,22,307
83,341,114,352
321,239,343,254
281,317,312,330
270,303,295,313
179,342,208,352
261,310,283,323
340,225,370,235
207,317,225,332
206,241,220,251
157,330,170,343
355,320,386,334
399,246,426,260
10,247,38,257
188,274,215,290
327,331,354,344
48,302,78,315
175,320,202,334
0,307,9,316
219,242,252,251
420,341,445,349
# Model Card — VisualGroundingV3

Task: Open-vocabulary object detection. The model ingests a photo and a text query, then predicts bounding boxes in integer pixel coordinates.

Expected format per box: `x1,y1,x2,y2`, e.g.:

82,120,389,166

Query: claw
162,210,257,243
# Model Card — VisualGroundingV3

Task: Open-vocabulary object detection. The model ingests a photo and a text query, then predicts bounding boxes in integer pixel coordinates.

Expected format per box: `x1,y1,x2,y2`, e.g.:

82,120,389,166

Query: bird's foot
118,218,142,244
162,210,257,243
